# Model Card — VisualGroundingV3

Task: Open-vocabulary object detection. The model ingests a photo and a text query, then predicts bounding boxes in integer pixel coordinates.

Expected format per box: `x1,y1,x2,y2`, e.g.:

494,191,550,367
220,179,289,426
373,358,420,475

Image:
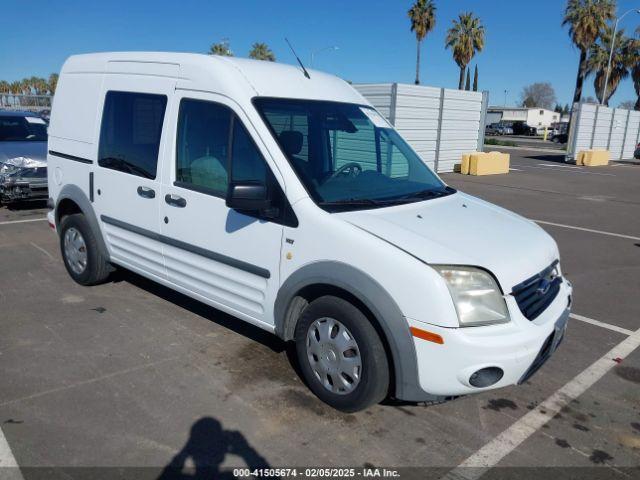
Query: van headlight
433,266,510,327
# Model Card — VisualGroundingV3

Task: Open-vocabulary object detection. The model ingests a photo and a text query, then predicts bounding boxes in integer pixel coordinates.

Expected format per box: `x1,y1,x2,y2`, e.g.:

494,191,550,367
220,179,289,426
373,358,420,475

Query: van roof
61,52,366,104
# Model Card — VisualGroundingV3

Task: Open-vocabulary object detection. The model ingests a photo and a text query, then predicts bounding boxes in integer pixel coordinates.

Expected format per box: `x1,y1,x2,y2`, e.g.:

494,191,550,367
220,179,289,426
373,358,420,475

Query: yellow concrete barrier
583,149,610,166
469,151,510,175
576,149,609,166
461,152,480,175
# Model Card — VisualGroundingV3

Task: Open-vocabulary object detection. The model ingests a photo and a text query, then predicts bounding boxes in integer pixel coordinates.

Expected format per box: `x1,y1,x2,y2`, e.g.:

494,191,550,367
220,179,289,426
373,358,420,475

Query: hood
0,141,47,164
338,192,558,292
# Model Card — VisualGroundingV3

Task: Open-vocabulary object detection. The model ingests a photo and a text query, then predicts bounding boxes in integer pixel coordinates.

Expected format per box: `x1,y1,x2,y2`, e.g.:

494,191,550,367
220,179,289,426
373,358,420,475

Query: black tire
59,213,111,286
294,295,390,412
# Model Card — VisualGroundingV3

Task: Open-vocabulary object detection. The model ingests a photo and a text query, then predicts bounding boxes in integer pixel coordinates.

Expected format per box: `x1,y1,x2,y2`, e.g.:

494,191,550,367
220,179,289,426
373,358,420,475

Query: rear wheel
294,296,389,412
59,213,111,286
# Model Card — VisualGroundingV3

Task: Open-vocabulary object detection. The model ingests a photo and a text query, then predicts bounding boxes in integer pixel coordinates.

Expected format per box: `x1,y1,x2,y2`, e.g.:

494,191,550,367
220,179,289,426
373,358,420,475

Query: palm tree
48,73,59,95
0,81,9,93
407,0,436,85
631,30,640,110
249,43,276,62
562,0,615,105
9,81,21,95
445,12,485,90
587,26,635,105
208,40,233,57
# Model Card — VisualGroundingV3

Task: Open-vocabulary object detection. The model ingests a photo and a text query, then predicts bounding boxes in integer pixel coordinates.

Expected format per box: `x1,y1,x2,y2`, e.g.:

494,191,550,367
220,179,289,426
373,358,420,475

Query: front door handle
165,194,187,208
137,186,155,199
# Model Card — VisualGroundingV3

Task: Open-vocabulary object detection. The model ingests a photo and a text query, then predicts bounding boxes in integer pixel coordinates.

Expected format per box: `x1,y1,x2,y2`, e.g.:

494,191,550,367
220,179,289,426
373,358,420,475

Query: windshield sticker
25,117,46,125
360,108,391,129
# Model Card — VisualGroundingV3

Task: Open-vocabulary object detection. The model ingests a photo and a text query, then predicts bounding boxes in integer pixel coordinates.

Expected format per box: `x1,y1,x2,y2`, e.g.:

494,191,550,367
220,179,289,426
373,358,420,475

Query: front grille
512,261,562,320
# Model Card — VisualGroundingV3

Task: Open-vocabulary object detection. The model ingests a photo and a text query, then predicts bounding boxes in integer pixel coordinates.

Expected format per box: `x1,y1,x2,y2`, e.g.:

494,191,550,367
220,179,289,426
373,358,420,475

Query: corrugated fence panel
622,111,640,159
592,107,613,150
356,83,487,173
569,103,639,161
608,109,628,159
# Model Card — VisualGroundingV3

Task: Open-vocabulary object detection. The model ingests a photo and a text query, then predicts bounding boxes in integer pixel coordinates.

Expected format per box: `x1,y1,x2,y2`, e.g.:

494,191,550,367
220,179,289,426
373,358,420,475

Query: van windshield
254,98,453,211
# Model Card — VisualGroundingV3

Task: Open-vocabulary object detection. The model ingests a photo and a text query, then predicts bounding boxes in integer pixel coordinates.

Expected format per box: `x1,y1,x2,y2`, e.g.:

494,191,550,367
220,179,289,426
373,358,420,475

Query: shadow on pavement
3,199,48,211
112,269,286,354
158,417,272,480
523,154,567,164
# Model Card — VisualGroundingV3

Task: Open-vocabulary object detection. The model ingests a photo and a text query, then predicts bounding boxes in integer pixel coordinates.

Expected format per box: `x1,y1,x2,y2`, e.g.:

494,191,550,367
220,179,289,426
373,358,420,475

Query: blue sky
1,0,638,107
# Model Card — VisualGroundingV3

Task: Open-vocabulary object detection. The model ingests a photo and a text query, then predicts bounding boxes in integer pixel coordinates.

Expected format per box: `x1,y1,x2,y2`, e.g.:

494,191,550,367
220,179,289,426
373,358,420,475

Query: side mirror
226,182,271,212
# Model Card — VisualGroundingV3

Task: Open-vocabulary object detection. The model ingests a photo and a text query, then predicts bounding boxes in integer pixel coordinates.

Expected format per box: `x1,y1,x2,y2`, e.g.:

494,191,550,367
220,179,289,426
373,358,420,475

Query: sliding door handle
165,194,187,208
137,186,156,199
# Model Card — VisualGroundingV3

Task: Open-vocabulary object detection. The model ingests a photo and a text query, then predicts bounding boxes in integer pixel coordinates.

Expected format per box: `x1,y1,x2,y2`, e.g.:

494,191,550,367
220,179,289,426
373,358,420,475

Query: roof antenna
285,38,311,79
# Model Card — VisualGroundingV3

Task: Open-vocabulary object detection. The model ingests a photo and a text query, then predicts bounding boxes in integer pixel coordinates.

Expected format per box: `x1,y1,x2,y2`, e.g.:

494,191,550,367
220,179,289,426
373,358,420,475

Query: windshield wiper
318,198,382,210
382,186,456,204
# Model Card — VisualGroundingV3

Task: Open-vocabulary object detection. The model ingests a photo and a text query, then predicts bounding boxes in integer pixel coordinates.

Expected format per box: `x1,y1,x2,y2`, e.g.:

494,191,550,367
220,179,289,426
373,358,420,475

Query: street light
601,8,640,105
310,46,339,67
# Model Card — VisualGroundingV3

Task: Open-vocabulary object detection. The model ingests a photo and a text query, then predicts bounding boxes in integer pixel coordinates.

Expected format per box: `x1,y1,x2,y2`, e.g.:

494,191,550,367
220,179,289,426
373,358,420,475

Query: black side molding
89,172,94,202
100,215,271,279
49,150,94,164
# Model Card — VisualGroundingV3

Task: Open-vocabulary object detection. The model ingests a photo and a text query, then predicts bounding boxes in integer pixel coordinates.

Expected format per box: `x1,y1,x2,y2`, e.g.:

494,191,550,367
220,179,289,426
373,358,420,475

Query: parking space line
533,220,640,242
29,242,55,261
0,218,47,226
0,426,22,478
536,163,581,169
512,165,614,176
445,327,640,480
570,313,634,336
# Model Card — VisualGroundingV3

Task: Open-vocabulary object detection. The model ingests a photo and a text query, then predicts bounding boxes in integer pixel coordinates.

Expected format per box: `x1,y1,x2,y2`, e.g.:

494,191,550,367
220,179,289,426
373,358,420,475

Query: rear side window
98,91,167,179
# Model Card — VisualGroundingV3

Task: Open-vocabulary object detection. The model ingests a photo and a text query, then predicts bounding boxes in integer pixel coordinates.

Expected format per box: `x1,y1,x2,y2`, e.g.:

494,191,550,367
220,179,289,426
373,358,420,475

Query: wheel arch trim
55,184,109,261
275,261,439,402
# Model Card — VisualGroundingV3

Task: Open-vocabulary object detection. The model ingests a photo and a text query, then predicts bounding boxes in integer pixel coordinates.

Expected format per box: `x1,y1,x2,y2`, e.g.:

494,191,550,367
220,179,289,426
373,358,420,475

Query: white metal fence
355,83,489,173
567,102,640,162
0,94,52,112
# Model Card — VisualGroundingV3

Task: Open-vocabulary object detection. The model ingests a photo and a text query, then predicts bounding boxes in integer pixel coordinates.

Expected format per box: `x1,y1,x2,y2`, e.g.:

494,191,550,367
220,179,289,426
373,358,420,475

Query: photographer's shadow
158,417,271,480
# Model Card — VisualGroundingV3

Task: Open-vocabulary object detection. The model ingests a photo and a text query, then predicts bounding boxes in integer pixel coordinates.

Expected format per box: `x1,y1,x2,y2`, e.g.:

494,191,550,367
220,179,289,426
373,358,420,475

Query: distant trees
520,82,557,109
445,12,485,90
209,40,234,57
208,40,278,62
618,100,636,109
407,0,437,85
562,0,616,104
249,43,276,62
0,75,59,95
472,65,478,91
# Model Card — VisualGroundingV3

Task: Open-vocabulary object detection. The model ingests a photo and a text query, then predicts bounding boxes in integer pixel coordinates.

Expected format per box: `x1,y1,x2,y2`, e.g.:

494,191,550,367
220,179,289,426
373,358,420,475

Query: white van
47,53,571,412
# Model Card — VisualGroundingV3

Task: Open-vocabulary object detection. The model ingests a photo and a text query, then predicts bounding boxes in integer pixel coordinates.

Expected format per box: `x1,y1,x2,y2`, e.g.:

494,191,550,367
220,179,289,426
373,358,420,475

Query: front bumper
0,181,48,203
406,278,572,397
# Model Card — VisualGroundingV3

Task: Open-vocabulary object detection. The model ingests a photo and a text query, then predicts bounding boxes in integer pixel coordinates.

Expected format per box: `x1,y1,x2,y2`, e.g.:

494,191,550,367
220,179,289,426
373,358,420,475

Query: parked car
500,124,514,135
485,123,500,135
0,110,48,204
486,124,512,136
549,133,568,144
48,53,571,412
635,143,640,159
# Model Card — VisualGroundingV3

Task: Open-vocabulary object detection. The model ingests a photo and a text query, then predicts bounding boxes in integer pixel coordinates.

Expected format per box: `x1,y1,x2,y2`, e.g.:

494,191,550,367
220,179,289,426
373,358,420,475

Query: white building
488,107,562,129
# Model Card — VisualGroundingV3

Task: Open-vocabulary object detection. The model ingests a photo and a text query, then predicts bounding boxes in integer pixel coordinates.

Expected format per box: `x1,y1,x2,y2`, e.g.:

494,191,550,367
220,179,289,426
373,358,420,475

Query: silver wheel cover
63,227,88,275
306,317,362,395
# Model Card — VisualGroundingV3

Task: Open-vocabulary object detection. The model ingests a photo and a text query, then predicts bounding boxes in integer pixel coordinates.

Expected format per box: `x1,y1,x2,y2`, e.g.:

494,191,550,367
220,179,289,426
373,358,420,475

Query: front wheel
294,296,390,412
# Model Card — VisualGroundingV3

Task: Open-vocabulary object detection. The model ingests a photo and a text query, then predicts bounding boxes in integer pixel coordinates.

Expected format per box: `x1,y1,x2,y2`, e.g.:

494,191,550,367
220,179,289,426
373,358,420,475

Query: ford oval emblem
537,279,552,295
